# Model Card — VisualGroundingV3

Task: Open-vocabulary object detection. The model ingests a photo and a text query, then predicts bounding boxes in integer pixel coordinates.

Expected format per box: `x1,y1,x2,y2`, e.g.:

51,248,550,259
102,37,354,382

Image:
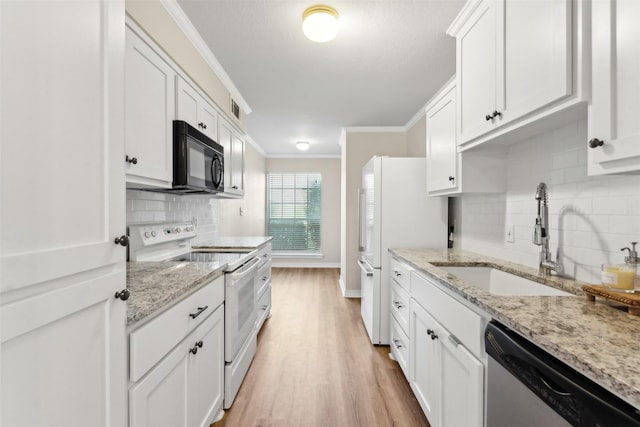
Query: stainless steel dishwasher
485,321,640,427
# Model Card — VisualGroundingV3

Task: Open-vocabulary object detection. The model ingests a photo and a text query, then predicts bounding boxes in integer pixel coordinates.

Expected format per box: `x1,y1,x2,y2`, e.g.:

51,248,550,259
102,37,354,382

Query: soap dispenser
601,242,638,292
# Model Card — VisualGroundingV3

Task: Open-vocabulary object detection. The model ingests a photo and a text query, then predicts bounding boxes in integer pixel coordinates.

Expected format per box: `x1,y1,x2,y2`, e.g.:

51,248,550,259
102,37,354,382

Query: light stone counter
390,248,640,409
192,236,272,252
126,261,225,327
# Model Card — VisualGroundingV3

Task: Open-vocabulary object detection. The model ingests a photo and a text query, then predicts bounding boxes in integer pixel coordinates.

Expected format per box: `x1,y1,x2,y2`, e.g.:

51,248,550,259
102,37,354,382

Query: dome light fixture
296,141,311,151
302,5,339,43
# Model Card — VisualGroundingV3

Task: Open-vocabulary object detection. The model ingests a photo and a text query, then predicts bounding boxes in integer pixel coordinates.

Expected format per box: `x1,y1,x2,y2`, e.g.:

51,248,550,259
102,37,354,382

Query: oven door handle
227,256,261,281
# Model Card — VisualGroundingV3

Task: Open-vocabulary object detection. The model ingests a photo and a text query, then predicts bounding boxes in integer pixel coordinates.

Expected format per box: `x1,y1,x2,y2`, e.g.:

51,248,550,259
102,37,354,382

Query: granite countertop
126,261,225,327
389,248,640,409
192,236,272,251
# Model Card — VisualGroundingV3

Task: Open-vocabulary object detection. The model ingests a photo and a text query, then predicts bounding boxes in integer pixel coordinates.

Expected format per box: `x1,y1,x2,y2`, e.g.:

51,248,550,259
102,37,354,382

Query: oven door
224,256,261,362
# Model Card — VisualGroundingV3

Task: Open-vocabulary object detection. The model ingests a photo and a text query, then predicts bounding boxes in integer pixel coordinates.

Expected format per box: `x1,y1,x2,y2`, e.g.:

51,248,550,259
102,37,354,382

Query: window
266,173,321,253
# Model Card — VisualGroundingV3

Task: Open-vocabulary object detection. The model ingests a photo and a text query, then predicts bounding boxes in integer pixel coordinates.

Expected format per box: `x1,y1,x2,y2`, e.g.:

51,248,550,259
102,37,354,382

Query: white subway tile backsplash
457,119,640,284
126,190,219,242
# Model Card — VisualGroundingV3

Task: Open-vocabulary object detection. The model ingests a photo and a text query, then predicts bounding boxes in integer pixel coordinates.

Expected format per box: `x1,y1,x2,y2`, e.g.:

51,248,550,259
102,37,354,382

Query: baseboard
339,275,362,298
271,262,340,268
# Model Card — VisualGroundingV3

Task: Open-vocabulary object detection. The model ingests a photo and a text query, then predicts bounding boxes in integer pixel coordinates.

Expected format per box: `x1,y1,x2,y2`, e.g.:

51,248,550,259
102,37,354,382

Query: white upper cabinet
426,78,506,196
125,24,175,189
449,0,585,150
427,79,459,194
176,76,218,142
588,0,640,175
1,0,127,425
218,116,246,198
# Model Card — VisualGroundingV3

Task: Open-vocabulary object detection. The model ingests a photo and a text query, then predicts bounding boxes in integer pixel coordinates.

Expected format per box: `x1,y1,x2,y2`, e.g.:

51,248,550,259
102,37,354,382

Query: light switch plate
506,224,515,243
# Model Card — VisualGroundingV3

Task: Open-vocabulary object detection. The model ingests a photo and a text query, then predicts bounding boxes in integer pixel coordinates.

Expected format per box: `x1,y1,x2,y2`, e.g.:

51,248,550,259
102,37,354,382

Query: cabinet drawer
130,276,224,382
390,281,410,334
255,259,272,298
390,257,412,293
390,316,410,379
410,271,486,358
255,283,271,333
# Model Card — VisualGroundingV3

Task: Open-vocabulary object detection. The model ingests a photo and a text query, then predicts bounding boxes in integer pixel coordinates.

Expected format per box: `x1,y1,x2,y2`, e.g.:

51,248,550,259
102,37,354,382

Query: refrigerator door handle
357,188,365,251
357,259,374,276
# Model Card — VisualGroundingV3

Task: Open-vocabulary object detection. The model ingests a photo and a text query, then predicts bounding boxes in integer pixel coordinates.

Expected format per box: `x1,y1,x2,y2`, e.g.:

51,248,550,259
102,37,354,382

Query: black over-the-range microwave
172,120,224,194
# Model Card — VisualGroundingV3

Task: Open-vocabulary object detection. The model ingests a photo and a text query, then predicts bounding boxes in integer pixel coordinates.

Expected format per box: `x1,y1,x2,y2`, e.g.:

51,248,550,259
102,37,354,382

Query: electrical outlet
506,224,515,243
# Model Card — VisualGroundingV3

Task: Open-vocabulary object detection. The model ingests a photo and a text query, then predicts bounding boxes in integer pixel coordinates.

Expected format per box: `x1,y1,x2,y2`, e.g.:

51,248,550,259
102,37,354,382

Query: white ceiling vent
230,98,240,121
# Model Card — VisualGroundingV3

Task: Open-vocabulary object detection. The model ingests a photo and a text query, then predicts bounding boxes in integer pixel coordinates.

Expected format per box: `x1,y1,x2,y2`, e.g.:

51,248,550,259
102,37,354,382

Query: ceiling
176,0,465,157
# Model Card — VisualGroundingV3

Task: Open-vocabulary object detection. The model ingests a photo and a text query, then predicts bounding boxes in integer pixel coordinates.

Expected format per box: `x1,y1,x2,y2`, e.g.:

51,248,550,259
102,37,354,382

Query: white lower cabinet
130,305,224,427
407,269,487,427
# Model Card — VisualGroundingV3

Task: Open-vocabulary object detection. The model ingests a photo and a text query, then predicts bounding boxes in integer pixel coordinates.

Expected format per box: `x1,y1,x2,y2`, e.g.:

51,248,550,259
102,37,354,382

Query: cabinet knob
114,289,130,301
114,235,129,247
232,186,239,190
393,339,403,349
448,176,455,182
589,138,604,148
485,113,493,121
431,333,439,340
427,328,434,335
189,346,198,355
492,110,502,119
125,155,138,165
198,122,207,130
196,340,204,348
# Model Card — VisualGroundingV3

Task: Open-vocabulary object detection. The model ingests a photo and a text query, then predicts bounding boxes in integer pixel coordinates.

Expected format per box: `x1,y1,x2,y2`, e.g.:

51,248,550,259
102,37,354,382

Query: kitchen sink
438,266,573,296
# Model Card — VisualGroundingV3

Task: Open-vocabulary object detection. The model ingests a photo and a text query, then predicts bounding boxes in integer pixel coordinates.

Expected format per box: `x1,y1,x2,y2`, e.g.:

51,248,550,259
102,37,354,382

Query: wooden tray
582,285,640,315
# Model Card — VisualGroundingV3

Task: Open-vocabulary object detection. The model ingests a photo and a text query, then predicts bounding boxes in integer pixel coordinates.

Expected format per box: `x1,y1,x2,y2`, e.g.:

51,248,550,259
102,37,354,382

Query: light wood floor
216,267,430,427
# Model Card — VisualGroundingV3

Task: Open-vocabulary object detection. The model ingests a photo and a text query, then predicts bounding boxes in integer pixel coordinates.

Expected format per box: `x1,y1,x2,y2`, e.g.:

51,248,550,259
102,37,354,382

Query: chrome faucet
533,182,563,276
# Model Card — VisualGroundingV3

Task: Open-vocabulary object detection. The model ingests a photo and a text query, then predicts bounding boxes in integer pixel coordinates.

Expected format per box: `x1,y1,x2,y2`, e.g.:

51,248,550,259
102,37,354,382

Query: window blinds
266,173,321,252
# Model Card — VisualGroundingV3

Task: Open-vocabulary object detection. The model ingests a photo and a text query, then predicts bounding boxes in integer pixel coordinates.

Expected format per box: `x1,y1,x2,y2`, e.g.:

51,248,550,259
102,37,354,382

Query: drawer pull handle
260,305,269,310
393,301,404,309
393,339,403,349
262,276,268,281
189,306,209,319
448,334,461,347
393,270,402,277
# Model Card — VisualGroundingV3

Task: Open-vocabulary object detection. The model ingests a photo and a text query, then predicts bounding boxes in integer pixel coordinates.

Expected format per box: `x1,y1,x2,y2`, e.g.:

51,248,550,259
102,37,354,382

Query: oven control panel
128,221,197,251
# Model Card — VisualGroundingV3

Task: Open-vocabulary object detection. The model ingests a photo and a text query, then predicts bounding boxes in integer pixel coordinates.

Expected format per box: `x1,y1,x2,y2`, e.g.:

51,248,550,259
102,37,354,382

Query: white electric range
128,221,262,409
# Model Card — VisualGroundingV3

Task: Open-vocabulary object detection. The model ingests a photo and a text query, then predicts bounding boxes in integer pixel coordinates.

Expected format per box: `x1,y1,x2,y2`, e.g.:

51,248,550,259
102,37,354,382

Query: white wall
453,118,640,284
218,141,266,236
266,157,342,267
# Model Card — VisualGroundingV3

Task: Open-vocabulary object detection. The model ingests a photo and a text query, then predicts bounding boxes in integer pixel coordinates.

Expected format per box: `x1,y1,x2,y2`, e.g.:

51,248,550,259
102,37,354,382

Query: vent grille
230,98,240,120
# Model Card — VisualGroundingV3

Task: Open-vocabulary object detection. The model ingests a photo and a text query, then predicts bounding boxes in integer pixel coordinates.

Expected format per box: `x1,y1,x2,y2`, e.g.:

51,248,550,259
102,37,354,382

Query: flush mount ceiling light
296,141,311,151
302,5,339,43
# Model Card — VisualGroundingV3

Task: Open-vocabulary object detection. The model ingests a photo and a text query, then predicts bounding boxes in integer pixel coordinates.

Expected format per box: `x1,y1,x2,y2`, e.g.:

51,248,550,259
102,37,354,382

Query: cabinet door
130,340,191,427
2,271,126,427
588,0,640,175
125,25,174,188
198,100,219,142
440,333,484,427
427,82,458,193
176,76,218,141
502,0,571,125
457,0,500,144
176,76,200,127
230,132,245,195
190,307,225,427
218,116,233,192
1,1,126,425
410,301,441,426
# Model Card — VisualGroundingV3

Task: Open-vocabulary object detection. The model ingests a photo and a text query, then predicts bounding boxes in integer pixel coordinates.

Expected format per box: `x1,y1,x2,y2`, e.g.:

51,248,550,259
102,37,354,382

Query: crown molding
245,135,266,157
159,0,252,114
341,126,407,134
266,154,342,159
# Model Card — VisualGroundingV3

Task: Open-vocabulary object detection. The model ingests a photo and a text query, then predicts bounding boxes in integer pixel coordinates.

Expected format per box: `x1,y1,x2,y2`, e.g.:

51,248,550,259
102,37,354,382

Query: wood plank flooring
216,267,430,427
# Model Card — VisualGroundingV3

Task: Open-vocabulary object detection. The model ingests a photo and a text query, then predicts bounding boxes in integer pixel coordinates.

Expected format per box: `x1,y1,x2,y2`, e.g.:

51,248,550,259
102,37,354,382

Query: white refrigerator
358,156,447,345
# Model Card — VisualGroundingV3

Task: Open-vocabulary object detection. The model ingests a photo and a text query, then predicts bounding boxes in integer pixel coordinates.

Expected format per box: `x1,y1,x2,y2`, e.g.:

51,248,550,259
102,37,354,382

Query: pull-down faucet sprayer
533,182,563,276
